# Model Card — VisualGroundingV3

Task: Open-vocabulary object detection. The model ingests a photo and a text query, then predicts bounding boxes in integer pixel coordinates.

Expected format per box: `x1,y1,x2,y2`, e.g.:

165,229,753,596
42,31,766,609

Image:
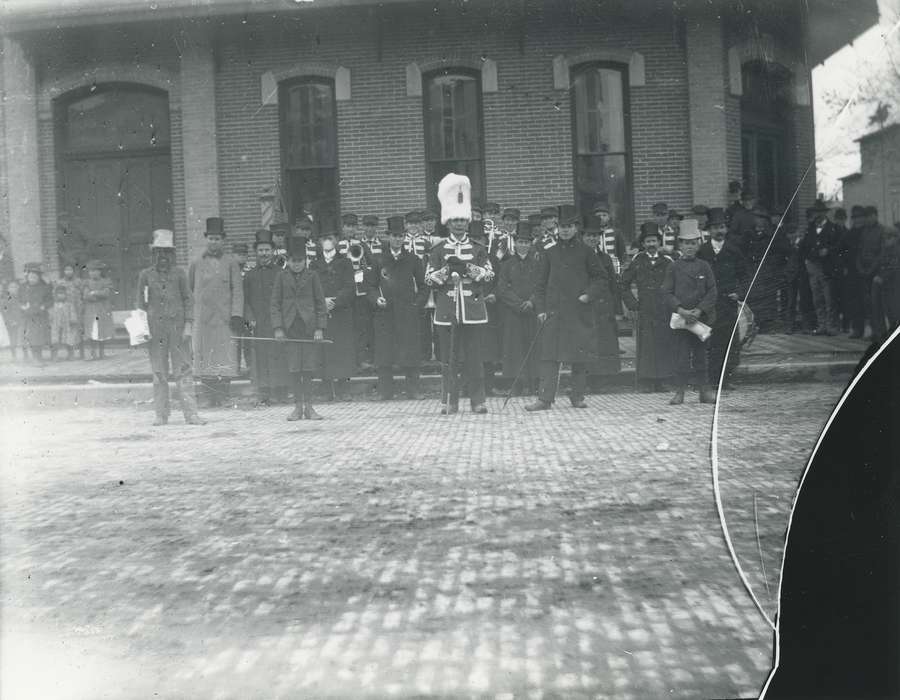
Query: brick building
1,0,877,309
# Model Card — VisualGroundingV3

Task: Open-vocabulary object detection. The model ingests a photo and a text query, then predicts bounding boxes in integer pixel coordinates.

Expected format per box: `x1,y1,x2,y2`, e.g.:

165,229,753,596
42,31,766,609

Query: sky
813,0,900,200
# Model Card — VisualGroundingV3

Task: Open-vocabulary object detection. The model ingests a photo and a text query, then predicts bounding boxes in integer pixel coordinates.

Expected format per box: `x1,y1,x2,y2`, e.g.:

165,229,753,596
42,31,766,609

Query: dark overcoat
697,241,748,327
497,252,540,378
534,237,607,364
481,250,503,363
589,250,622,375
310,255,356,379
243,261,289,389
744,228,791,324
270,267,328,373
620,252,674,380
20,280,52,347
365,249,428,369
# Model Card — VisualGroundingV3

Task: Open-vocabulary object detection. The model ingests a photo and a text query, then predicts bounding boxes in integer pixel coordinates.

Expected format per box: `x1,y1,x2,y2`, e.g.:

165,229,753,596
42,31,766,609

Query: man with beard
697,207,748,390
581,214,622,389
367,215,428,400
244,229,289,405
138,229,204,425
525,205,608,411
620,223,675,391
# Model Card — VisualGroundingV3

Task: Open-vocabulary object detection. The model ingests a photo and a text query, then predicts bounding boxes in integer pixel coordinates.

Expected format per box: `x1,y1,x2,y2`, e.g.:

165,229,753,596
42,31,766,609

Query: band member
592,202,628,274
527,214,543,246
243,229,289,405
189,217,244,407
727,189,757,251
367,215,428,400
724,180,743,228
469,220,503,396
663,219,718,405
426,173,493,415
311,229,356,400
582,215,622,385
271,234,327,421
620,222,675,391
498,221,541,395
497,208,520,260
360,215,383,257
483,201,502,254
338,213,361,257
525,205,607,411
138,228,204,425
231,242,250,272
537,206,559,251
269,222,289,268
652,202,678,254
291,217,318,267
404,210,433,361
345,233,375,369
697,207,748,391
231,241,251,372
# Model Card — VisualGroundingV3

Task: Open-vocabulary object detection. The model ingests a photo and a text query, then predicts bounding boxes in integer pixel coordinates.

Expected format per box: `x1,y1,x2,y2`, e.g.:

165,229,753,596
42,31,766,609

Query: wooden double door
62,154,172,310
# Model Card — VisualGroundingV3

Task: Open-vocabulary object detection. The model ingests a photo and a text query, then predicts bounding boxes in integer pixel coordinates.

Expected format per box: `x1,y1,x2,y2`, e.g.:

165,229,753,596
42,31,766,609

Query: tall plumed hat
437,173,472,225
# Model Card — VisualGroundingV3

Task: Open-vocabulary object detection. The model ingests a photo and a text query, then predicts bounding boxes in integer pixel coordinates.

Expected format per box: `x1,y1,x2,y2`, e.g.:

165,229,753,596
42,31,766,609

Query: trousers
673,329,709,387
437,324,485,408
538,360,587,404
805,260,837,333
148,321,199,419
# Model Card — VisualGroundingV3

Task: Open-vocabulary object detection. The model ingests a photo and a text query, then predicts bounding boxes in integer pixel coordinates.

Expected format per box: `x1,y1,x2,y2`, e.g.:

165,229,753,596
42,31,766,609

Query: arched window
570,63,632,233
279,77,340,234
423,69,485,213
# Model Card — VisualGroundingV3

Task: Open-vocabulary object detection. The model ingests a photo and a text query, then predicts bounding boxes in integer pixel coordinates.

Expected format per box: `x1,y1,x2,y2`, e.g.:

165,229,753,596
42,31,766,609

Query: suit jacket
138,266,192,330
799,219,840,278
425,235,494,325
270,267,327,333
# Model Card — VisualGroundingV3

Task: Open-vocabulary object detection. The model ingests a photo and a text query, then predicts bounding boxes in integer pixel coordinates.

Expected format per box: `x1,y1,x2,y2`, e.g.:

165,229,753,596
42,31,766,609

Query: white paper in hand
125,309,151,346
669,312,712,342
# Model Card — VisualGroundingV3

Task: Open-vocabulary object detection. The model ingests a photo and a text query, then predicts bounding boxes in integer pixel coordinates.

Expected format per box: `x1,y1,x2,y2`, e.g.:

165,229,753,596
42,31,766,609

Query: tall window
423,69,485,213
280,78,339,234
571,64,632,233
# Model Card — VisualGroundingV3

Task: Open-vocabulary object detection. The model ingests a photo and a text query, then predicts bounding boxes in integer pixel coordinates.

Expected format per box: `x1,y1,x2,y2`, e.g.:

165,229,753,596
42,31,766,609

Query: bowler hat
150,228,175,249
583,214,604,235
810,199,830,213
677,219,702,240
638,222,661,243
558,205,580,226
691,204,709,216
502,208,521,221
751,205,769,219
254,229,274,247
341,213,358,226
593,202,610,215
706,207,726,227
421,210,437,222
205,217,225,236
386,216,405,236
514,221,532,240
540,206,559,219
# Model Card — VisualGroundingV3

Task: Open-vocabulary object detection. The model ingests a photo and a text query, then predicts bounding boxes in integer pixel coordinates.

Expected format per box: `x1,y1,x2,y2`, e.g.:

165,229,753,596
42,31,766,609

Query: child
49,284,79,360
20,263,52,363
1,280,24,361
661,219,718,405
82,259,114,360
56,262,85,358
270,234,328,421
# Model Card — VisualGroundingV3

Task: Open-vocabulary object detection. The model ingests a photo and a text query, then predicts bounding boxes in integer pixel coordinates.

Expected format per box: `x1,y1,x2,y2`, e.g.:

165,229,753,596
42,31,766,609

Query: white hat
677,219,702,241
151,229,175,248
437,173,472,225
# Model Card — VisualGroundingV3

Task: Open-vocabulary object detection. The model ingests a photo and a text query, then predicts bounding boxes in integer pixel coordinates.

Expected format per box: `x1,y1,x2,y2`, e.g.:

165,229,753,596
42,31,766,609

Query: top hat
361,214,379,227
810,199,830,213
592,202,610,215
341,213,358,226
386,215,406,236
706,207,726,227
254,229,274,247
540,206,559,219
514,221,533,240
438,173,472,224
293,217,313,233
205,217,225,236
651,202,668,215
691,204,709,216
150,228,175,249
558,205,580,226
677,219,702,240
287,235,309,259
850,205,866,218
502,208,521,221
583,214,605,235
638,221,662,243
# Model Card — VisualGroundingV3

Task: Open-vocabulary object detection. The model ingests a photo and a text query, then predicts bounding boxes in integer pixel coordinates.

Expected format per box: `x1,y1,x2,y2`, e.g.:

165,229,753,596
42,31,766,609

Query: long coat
698,241,748,328
310,255,356,379
589,250,622,375
365,249,428,369
189,253,244,377
243,261,289,389
426,235,493,325
743,228,790,325
270,267,327,373
481,250,503,363
82,277,115,341
20,280,52,347
534,237,607,364
620,252,674,380
497,252,541,378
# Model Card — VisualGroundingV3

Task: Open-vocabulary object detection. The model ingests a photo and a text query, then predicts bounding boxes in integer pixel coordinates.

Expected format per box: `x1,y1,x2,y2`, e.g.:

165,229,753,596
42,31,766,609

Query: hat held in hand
438,173,472,224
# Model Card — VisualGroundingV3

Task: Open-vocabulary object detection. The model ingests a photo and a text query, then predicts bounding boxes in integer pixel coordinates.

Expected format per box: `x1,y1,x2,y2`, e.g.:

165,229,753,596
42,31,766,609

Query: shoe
287,406,304,421
699,386,717,404
255,398,271,408
152,415,168,426
303,404,324,421
440,403,459,415
569,396,588,408
669,390,685,405
525,400,551,411
471,403,488,414
184,414,207,425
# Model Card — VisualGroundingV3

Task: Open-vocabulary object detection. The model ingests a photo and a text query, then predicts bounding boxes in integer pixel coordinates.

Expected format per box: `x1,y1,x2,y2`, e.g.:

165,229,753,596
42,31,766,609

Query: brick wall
213,2,693,246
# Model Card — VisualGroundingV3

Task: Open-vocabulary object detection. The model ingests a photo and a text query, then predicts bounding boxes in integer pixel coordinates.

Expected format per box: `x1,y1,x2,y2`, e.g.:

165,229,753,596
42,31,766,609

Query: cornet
483,217,501,255
348,242,365,265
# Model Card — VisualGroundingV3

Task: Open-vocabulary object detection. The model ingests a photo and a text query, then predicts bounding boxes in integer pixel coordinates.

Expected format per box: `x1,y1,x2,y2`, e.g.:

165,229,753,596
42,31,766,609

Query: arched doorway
56,83,173,309
740,61,793,212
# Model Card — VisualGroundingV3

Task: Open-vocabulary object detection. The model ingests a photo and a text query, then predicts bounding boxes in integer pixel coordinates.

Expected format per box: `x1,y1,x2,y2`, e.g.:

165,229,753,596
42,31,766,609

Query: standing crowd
1,175,898,425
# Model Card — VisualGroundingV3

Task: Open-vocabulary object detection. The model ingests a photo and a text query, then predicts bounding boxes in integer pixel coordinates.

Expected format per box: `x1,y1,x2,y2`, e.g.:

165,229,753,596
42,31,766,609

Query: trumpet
348,242,365,264
483,217,500,255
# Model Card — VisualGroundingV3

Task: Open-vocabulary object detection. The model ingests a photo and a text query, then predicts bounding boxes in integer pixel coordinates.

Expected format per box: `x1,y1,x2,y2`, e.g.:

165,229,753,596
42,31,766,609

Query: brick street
1,380,845,699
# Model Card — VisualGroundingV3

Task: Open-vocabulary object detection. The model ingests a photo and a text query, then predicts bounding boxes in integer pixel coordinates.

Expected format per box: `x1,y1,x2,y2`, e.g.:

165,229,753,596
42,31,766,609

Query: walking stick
502,312,551,410
632,309,639,392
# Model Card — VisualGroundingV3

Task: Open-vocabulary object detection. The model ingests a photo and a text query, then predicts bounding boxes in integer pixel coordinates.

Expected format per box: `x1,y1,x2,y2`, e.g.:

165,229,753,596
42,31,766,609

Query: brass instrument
483,217,500,256
348,242,365,264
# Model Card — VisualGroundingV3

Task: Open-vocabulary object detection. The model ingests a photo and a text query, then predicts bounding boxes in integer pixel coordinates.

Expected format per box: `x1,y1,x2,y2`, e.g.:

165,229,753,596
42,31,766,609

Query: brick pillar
685,14,729,208
178,29,219,261
2,37,43,275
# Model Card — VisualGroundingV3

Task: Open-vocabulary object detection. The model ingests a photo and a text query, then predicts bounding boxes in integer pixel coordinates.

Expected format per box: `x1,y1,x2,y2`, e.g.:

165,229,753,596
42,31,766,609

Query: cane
632,309,639,392
502,312,551,410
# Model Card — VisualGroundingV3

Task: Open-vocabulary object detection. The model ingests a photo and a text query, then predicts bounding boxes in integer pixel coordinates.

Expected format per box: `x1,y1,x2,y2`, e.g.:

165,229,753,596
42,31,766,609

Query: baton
230,336,334,344
502,311,551,410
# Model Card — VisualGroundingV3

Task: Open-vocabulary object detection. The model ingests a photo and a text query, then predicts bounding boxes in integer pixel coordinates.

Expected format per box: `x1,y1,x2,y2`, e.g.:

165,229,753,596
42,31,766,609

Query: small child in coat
82,259,115,360
20,263,53,363
49,284,80,360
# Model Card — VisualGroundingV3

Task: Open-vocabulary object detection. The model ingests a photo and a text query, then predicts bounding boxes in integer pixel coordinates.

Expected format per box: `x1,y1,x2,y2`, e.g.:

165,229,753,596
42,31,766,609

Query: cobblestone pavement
0,380,845,699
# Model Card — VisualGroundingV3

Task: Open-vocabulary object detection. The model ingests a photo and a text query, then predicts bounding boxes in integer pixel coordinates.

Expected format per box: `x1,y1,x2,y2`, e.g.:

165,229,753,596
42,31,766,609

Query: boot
471,403,488,414
152,414,168,426
184,413,207,425
569,394,588,409
303,402,324,420
699,385,717,404
525,399,551,411
669,389,685,405
287,405,304,421
440,403,459,415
